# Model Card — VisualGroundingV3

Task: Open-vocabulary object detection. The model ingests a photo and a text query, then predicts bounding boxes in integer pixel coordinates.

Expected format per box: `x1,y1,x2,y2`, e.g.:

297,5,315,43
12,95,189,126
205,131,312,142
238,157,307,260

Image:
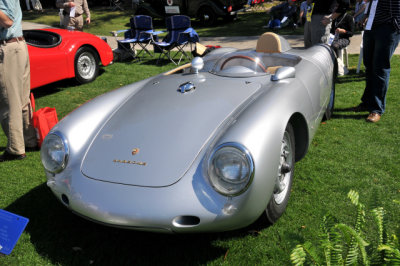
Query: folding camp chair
111,15,161,60
110,0,124,11
153,15,199,65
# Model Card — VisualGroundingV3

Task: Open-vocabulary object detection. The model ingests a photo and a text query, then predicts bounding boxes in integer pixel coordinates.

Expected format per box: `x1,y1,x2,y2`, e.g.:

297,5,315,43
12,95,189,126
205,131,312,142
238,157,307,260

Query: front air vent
172,216,200,227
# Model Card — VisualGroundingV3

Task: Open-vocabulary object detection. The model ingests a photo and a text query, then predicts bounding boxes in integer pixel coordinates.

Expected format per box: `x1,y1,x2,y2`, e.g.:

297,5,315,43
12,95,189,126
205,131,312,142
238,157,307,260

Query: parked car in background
25,29,113,89
134,0,247,26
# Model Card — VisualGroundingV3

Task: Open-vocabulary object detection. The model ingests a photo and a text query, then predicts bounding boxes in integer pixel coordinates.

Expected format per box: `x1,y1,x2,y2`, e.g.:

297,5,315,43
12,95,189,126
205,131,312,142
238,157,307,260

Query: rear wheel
265,123,295,224
198,7,217,27
74,46,99,84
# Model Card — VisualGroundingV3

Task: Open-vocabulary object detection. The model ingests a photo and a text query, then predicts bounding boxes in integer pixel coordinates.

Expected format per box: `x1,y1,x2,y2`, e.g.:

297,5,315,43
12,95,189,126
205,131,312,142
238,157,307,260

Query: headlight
208,142,254,196
40,132,69,174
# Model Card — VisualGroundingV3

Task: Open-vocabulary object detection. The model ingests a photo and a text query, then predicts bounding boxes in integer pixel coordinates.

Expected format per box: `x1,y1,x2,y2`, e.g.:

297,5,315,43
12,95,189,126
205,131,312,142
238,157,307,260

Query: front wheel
74,46,100,84
265,123,295,224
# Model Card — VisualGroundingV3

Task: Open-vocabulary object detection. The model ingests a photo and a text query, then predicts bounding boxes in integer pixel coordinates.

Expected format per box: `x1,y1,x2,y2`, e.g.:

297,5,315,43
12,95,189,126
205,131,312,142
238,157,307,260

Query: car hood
81,74,261,187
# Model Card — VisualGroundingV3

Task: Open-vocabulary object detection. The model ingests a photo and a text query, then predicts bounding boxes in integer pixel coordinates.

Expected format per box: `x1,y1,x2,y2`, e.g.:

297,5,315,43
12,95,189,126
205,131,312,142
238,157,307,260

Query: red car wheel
74,46,100,84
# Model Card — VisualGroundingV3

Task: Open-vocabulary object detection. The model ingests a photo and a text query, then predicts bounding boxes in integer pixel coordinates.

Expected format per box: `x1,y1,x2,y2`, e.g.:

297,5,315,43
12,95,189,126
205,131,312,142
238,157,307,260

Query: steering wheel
220,55,267,73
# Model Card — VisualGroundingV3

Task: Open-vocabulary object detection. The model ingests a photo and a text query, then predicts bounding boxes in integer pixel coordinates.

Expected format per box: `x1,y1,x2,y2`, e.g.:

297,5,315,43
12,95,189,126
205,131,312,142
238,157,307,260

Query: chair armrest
179,28,199,42
110,29,129,37
146,30,165,36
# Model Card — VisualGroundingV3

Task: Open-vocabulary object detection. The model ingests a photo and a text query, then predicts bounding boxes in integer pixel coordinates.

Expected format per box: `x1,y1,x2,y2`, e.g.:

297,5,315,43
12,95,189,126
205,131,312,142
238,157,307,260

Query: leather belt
0,36,25,44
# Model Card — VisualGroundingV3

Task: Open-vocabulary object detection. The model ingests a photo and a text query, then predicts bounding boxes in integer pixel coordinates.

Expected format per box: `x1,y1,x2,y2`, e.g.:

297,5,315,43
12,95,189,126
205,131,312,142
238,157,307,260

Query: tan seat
256,32,282,53
265,66,282,74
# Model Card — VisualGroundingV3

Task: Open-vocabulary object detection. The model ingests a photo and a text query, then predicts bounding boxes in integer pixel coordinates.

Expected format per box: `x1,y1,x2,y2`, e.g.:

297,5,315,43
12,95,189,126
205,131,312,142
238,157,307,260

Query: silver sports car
41,33,336,233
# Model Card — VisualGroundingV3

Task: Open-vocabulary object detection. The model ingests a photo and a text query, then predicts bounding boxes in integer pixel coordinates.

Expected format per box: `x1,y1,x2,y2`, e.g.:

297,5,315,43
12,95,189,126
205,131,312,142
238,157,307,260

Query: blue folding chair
153,15,199,65
111,15,161,60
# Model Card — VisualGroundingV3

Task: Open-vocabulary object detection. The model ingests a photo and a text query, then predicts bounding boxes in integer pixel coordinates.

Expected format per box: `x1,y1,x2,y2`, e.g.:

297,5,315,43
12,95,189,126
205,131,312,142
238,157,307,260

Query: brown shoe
0,150,26,162
351,103,368,112
366,112,381,123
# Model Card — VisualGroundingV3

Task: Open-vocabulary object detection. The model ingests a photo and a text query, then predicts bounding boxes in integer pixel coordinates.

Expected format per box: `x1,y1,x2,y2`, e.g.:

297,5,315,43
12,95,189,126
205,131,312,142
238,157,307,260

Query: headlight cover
208,142,254,196
40,132,69,174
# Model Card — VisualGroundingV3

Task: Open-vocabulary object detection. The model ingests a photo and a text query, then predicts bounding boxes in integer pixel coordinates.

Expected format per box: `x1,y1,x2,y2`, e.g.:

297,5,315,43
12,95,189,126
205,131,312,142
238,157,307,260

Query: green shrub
291,190,400,266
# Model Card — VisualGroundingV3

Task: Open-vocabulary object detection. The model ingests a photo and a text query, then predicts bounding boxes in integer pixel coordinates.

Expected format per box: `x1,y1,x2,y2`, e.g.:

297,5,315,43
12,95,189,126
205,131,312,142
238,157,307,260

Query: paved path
22,21,400,55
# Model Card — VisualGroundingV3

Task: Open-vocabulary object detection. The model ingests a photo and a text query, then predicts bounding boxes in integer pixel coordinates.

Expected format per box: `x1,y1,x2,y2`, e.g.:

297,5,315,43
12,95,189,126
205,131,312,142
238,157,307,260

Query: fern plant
290,190,370,266
375,201,400,265
290,191,400,266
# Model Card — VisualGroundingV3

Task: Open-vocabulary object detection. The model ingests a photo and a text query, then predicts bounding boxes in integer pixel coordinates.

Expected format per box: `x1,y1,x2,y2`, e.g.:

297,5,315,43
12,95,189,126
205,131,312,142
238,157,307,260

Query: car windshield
211,51,268,78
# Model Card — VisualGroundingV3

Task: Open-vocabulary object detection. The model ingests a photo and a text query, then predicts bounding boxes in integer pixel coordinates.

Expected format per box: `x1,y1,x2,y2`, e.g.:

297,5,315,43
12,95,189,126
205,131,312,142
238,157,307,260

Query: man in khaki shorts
56,0,91,31
0,1,37,162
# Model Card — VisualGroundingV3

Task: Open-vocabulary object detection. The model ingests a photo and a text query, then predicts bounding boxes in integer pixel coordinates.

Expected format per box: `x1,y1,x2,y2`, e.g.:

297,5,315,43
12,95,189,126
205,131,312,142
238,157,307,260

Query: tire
265,123,295,224
198,7,217,27
323,79,335,120
74,46,100,84
223,14,236,23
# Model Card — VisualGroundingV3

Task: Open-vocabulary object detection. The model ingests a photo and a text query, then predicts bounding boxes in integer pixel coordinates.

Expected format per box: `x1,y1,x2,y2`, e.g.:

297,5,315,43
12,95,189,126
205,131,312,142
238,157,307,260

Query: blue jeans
362,24,400,114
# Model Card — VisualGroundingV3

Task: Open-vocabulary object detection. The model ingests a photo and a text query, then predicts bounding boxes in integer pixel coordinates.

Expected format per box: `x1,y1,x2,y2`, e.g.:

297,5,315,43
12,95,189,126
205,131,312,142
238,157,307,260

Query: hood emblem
113,148,145,166
178,82,195,93
113,159,147,166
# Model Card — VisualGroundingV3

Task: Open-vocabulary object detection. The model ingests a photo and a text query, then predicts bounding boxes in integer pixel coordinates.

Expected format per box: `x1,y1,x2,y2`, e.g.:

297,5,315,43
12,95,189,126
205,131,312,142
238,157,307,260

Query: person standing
354,0,400,122
56,0,91,31
0,1,37,162
298,0,312,26
353,0,367,29
304,0,348,48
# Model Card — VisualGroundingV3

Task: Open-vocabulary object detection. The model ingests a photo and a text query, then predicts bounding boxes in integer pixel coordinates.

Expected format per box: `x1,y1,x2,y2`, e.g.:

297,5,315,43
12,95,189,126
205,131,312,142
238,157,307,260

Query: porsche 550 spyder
24,29,113,89
41,32,336,233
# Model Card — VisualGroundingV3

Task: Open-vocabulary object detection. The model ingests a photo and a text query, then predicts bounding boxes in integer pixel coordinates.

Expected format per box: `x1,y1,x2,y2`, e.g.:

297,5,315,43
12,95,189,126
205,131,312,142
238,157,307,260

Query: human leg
25,0,31,10
0,42,29,155
304,21,312,48
363,24,400,115
21,42,37,148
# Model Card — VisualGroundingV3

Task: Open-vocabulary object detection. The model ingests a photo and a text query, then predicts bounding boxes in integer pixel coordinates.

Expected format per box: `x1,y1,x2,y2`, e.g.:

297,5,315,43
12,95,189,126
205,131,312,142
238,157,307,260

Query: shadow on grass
5,183,274,265
31,68,107,99
336,70,366,84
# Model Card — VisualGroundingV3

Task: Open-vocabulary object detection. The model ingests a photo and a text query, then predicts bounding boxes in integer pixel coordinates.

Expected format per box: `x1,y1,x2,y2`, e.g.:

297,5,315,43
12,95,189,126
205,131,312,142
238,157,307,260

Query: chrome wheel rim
77,52,96,80
274,131,293,205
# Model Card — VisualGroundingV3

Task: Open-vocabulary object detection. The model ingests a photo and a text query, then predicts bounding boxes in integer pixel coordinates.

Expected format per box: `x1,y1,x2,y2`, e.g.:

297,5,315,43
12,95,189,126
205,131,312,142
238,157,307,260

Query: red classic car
24,29,114,89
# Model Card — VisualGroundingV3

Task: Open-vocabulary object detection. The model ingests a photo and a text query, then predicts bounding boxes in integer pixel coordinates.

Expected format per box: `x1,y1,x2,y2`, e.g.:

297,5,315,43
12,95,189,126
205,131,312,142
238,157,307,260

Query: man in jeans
355,0,400,122
0,1,37,162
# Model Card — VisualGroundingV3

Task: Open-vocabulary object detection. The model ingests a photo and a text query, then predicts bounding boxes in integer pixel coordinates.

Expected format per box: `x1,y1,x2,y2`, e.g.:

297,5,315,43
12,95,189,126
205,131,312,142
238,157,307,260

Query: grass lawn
0,49,399,264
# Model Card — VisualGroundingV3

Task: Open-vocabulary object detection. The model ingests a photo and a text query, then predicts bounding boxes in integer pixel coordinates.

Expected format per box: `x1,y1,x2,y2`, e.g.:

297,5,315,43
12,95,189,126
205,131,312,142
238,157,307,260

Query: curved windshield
211,51,268,77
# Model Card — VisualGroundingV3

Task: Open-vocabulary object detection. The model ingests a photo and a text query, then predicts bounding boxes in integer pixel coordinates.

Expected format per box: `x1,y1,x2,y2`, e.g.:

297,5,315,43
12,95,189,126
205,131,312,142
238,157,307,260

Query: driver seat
256,32,282,53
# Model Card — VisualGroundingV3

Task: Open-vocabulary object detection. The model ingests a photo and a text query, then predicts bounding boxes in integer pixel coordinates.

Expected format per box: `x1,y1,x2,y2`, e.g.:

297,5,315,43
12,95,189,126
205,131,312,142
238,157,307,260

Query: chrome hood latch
178,82,195,93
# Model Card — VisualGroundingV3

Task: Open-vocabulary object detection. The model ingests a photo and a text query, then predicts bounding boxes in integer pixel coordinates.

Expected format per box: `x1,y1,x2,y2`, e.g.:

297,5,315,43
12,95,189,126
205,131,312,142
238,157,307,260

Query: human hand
68,2,76,7
86,18,91,24
335,28,345,34
321,16,331,26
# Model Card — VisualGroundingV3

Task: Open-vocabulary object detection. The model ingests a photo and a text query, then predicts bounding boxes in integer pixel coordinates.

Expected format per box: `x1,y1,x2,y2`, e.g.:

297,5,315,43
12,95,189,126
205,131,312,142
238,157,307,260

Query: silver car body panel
45,42,335,233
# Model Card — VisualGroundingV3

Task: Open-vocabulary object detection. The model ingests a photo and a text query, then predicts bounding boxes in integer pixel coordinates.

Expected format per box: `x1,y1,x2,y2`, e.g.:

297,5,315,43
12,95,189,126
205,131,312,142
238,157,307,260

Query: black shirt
330,13,355,40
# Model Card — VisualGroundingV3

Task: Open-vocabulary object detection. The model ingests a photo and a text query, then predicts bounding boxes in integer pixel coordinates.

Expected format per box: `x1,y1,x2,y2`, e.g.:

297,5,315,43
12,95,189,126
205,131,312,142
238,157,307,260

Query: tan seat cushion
256,32,282,53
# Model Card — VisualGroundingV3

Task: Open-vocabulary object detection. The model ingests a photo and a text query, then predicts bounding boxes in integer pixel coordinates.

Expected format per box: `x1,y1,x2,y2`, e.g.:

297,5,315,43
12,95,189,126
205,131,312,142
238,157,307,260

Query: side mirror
271,66,296,81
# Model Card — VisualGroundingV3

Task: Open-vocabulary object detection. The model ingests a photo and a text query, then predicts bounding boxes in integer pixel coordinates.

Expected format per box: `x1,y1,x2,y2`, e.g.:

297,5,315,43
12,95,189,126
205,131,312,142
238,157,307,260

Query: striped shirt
374,0,400,25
